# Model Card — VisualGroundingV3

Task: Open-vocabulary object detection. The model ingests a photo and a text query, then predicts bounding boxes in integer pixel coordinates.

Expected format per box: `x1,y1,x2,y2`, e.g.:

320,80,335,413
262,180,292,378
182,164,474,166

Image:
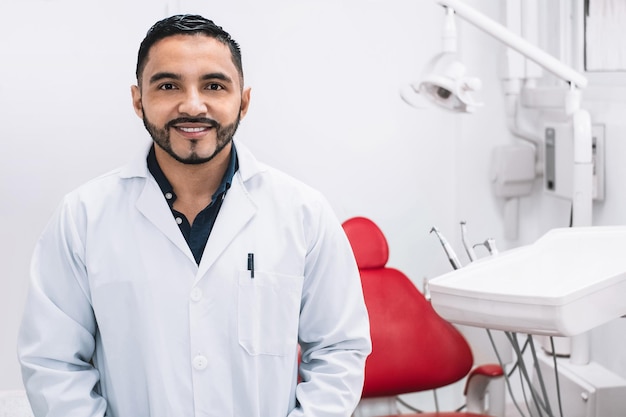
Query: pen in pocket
247,253,255,279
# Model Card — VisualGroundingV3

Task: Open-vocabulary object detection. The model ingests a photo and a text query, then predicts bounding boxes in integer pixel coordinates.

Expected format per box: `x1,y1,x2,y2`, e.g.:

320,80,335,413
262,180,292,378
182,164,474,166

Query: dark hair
136,14,243,84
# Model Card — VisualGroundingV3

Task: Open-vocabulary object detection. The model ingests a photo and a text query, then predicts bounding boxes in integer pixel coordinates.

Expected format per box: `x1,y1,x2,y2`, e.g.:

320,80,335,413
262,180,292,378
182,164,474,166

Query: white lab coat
18,141,371,417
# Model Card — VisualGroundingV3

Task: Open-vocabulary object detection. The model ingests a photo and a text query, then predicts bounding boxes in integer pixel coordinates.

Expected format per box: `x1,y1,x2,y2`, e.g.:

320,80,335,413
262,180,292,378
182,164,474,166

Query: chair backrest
342,217,474,398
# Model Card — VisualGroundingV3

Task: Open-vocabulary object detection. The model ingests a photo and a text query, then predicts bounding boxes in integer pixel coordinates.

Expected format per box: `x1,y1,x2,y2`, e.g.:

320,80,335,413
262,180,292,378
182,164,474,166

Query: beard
142,111,241,165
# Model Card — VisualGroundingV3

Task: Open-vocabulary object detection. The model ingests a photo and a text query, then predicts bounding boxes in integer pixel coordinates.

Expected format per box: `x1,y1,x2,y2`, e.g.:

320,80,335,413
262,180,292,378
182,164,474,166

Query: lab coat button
190,288,202,302
192,355,208,370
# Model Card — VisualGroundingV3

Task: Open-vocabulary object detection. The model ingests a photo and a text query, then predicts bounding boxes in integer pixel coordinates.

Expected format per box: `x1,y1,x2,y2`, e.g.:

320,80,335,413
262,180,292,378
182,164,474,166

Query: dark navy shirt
147,144,238,264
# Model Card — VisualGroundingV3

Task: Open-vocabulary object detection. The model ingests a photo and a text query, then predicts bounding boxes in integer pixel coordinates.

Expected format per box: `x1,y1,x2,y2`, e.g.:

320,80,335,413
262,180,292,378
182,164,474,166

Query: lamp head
414,53,483,113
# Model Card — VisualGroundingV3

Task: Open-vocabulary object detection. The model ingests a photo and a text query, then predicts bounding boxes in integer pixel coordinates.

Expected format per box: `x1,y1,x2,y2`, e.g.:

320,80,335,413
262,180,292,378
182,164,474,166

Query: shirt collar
147,143,239,204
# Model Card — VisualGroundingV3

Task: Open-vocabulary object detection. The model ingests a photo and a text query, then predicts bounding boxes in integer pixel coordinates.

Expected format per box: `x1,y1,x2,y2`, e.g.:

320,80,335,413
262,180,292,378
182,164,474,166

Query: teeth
178,126,207,133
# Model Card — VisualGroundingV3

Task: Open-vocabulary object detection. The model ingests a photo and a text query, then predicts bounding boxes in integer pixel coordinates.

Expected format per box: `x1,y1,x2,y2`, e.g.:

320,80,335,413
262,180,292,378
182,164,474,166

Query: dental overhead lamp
409,0,593,234
404,5,483,113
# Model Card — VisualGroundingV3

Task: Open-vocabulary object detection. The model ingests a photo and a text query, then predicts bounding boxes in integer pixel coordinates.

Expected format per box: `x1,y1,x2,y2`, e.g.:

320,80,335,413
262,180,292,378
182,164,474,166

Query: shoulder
237,143,329,214
236,141,322,198
235,143,342,244
64,166,144,206
58,147,151,218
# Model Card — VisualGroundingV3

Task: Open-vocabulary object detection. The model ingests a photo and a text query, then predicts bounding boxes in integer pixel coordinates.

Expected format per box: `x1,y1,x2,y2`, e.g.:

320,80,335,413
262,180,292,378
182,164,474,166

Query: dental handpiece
430,226,462,270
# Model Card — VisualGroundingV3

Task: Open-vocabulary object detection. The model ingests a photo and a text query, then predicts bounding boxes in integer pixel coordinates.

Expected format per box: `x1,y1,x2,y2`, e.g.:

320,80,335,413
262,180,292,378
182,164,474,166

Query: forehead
141,34,240,83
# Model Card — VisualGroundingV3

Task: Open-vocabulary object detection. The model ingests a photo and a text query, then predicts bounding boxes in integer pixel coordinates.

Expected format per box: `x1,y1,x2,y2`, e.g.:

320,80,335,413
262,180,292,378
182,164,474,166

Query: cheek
217,99,245,120
141,100,172,123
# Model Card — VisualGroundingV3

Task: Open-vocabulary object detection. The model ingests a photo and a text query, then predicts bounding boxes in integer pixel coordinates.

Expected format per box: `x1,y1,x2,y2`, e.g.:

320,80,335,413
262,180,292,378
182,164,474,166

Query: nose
178,88,208,116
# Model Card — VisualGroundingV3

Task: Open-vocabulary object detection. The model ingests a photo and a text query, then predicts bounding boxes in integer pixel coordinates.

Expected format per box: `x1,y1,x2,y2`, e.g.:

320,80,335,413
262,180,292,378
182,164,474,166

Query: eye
206,83,224,91
159,83,177,90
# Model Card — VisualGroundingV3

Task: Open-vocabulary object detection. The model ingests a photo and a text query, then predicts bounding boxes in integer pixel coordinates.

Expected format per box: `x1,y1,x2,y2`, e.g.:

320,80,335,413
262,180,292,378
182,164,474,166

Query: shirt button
165,192,173,200
190,288,202,302
175,217,183,225
192,355,208,370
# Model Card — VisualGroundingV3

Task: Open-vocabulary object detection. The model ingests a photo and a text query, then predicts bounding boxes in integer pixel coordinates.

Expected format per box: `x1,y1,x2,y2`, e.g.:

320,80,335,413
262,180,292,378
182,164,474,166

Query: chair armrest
463,364,504,413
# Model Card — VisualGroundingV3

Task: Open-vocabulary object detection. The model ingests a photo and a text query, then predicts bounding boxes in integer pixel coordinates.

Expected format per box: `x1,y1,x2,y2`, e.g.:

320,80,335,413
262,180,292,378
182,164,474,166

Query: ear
131,85,143,118
239,87,251,119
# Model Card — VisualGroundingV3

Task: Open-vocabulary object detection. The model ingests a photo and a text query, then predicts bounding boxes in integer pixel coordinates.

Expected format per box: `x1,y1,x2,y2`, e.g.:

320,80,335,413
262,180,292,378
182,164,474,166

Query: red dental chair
342,217,503,417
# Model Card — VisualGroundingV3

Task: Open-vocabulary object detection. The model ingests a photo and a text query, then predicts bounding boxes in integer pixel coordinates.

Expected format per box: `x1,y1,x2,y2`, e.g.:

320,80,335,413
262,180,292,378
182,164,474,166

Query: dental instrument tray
428,226,626,336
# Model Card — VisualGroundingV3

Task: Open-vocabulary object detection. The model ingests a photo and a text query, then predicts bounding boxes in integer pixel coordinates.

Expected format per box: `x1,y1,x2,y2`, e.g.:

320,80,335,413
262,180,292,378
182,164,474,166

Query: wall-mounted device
544,123,605,202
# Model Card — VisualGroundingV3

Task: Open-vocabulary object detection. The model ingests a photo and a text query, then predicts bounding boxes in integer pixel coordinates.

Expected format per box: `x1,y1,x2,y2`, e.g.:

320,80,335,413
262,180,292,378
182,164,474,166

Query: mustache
166,117,219,129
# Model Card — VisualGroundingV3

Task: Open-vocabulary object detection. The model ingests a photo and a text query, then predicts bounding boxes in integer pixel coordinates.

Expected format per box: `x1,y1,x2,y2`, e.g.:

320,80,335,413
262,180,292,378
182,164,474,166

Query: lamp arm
436,0,588,89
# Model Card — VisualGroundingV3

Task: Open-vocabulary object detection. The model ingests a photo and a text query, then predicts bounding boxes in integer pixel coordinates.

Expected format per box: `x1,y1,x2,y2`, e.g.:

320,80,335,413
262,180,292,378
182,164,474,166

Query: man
18,15,371,417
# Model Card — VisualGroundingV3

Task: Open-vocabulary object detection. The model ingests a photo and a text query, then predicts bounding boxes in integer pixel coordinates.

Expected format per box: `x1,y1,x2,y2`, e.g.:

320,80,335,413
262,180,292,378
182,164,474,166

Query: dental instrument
430,226,462,270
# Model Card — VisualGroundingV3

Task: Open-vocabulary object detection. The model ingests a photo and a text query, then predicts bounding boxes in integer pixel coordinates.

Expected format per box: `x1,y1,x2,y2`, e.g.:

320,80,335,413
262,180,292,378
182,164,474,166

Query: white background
2,0,626,412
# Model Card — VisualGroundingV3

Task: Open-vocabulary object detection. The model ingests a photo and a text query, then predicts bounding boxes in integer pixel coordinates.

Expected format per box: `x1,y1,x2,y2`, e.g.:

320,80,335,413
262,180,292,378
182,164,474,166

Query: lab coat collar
232,139,268,182
119,139,266,278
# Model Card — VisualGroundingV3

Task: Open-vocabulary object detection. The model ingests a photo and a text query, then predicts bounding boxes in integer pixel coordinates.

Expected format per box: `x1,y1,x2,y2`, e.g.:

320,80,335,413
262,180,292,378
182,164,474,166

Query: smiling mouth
167,117,219,139
172,124,217,139
176,126,211,133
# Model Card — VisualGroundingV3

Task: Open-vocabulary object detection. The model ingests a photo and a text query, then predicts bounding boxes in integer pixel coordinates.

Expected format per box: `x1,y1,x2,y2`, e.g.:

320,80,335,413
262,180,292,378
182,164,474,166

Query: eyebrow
148,72,233,85
201,72,232,83
149,72,181,85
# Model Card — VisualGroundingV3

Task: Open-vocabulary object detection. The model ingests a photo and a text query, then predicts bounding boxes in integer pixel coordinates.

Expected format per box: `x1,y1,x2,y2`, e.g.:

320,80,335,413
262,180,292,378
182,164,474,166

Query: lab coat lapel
197,174,256,279
135,177,196,264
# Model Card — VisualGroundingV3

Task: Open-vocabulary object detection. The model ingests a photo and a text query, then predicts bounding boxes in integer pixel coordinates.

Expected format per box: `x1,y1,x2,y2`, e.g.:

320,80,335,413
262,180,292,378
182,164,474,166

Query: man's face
131,34,250,165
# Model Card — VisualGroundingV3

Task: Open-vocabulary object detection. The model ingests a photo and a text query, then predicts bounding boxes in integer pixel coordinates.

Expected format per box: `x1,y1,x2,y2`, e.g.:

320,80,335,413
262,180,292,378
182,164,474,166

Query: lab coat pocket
238,270,303,356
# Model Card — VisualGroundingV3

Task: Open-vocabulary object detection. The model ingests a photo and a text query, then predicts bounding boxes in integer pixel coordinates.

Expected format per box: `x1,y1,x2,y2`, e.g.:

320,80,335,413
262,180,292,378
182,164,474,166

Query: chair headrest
342,217,389,269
